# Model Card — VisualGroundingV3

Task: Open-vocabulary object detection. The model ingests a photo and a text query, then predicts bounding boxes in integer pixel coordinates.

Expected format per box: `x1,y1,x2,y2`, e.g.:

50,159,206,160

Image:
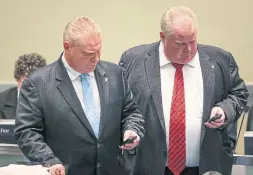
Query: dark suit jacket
119,42,248,175
0,87,17,119
14,56,145,175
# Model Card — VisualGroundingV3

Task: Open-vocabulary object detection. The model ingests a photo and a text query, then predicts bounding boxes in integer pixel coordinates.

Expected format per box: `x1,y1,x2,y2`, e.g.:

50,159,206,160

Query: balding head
160,6,198,38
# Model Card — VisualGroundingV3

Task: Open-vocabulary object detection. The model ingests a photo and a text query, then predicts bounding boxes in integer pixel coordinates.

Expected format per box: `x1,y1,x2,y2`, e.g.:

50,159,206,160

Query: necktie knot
172,63,184,70
80,73,89,81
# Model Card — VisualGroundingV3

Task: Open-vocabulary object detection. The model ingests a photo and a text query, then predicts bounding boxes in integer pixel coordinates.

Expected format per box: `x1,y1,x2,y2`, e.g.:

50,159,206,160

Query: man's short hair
63,16,101,45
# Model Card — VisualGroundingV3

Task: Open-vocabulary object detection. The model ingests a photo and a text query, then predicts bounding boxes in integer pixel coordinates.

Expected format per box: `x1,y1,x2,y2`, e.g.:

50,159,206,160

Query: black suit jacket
14,56,145,175
0,87,17,119
119,42,248,175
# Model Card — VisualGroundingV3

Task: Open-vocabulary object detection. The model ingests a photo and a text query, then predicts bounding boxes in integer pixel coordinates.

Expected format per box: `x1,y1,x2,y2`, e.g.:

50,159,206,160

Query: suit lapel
5,88,17,108
198,45,215,143
94,62,109,138
55,57,95,136
144,42,166,133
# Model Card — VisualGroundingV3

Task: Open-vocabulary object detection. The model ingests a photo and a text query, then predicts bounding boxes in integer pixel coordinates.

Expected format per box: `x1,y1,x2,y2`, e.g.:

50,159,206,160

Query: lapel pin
211,65,214,69
105,78,108,82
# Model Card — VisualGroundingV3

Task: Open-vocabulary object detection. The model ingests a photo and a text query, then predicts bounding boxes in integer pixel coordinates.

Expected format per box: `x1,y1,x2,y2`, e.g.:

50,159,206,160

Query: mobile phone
208,114,222,123
120,136,137,146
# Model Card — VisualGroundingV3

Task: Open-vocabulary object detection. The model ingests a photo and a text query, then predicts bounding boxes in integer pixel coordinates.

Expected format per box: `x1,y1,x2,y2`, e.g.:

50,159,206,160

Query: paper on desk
0,164,50,175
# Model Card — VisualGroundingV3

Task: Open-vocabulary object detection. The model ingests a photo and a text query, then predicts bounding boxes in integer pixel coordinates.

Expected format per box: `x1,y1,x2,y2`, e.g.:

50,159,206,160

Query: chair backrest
0,84,15,93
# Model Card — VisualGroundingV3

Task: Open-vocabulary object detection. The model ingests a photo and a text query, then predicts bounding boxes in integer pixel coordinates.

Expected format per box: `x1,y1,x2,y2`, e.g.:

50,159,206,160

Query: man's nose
186,44,191,52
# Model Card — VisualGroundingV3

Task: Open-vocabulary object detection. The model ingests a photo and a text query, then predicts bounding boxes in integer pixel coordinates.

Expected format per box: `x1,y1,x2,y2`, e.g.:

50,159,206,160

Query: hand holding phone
208,114,222,123
120,136,137,146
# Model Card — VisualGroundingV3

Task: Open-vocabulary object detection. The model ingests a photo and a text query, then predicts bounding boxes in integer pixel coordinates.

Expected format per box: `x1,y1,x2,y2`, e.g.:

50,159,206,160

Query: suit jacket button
97,163,101,168
164,149,167,155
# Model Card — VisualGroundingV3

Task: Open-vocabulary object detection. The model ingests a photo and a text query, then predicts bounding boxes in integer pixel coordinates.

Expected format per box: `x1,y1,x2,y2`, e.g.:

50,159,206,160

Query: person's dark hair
14,53,46,81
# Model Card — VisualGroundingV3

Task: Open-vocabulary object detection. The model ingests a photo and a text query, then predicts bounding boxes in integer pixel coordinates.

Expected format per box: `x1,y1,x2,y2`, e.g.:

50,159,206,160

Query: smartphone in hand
208,114,222,123
120,136,137,146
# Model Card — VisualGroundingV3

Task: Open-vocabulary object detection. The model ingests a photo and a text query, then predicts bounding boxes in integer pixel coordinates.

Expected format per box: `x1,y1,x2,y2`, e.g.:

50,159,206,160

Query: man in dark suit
119,6,248,175
14,17,145,175
0,53,46,119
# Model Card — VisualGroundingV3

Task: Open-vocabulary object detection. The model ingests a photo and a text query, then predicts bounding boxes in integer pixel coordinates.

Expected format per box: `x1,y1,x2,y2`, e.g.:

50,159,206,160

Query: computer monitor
0,120,16,144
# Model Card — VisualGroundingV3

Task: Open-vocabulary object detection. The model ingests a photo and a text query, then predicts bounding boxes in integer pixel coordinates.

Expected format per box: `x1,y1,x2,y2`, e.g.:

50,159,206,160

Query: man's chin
179,56,193,64
82,67,96,73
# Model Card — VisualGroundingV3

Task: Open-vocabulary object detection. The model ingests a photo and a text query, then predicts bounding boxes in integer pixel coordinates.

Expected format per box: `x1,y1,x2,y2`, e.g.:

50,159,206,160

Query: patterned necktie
80,74,100,138
168,63,186,175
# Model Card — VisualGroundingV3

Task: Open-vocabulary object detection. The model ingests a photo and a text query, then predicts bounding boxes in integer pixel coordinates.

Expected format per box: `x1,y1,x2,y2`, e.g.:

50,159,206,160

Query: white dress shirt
62,54,101,116
17,88,20,99
159,42,203,167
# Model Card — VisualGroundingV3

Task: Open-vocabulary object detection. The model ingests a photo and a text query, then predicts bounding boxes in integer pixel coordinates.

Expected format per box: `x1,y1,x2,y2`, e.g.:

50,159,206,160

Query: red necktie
168,63,186,175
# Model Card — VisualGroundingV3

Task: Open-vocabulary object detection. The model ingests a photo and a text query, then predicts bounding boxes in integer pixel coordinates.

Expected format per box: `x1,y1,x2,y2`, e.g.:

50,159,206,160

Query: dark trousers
164,167,199,175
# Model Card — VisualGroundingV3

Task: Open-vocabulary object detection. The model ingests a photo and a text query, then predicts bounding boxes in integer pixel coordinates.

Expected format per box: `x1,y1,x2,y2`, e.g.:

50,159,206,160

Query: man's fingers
57,168,62,175
214,119,223,123
205,121,223,128
120,142,137,150
59,168,65,175
49,164,65,175
205,122,215,128
49,168,56,175
58,167,65,175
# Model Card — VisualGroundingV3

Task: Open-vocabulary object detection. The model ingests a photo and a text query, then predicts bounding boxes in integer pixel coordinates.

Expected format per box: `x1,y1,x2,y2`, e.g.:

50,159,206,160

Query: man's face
64,34,102,73
160,22,198,64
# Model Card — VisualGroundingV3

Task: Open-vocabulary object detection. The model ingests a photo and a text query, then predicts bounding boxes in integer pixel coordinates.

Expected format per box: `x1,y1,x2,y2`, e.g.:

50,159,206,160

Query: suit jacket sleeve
216,53,249,123
14,77,62,166
120,67,145,139
119,51,132,79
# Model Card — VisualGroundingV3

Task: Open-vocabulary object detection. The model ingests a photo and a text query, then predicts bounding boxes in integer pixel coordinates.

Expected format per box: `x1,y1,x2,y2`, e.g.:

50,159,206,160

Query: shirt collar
62,53,95,81
159,41,199,68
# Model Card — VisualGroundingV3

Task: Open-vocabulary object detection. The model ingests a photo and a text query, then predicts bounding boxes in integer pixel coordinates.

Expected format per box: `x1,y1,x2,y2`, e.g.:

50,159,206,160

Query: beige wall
0,0,252,155
0,0,252,83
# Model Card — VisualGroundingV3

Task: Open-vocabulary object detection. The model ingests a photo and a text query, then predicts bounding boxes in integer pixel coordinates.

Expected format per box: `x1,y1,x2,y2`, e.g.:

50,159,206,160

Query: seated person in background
247,105,253,131
0,53,46,119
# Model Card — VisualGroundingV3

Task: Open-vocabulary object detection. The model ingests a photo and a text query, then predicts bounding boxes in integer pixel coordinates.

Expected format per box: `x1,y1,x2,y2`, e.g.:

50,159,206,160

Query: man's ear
160,32,165,41
63,41,70,51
